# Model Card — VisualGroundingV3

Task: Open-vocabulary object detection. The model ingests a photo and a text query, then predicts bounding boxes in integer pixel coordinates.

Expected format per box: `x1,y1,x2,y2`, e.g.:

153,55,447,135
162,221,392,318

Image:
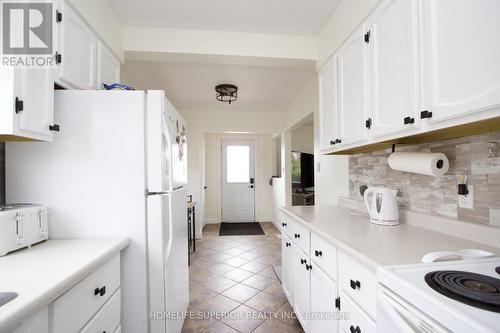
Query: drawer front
338,252,377,320
280,212,292,237
81,289,121,333
11,307,48,333
339,291,376,333
311,233,338,281
290,218,310,255
52,255,121,333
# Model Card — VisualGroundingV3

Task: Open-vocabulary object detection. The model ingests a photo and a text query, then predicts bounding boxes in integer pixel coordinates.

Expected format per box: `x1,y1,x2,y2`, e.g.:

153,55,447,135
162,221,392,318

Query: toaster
0,204,49,256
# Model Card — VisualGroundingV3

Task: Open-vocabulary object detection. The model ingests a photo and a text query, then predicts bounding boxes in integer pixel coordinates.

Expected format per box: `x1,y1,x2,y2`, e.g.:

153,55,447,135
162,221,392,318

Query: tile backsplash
0,143,4,204
349,132,500,225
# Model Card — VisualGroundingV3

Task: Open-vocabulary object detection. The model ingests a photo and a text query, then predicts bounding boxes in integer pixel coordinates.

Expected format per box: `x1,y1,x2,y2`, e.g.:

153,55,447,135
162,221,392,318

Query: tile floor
182,223,304,333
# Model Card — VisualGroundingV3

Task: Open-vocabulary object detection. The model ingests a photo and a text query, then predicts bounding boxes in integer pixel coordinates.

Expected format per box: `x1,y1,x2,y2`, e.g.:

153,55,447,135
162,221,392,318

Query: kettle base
370,218,400,226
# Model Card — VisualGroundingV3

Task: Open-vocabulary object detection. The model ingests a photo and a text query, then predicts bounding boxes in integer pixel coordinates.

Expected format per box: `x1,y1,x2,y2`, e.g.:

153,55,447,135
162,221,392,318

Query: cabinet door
57,0,97,89
16,68,54,141
337,26,369,147
281,234,294,305
96,41,120,89
421,0,500,123
319,54,339,151
293,247,310,332
310,264,339,333
368,0,420,138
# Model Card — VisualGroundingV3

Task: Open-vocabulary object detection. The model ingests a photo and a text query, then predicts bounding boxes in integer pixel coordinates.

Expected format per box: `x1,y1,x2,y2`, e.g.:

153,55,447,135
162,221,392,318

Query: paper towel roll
388,152,449,176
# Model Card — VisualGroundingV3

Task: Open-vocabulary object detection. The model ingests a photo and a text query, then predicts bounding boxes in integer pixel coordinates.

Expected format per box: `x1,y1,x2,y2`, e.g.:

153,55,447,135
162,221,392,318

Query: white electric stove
377,258,500,333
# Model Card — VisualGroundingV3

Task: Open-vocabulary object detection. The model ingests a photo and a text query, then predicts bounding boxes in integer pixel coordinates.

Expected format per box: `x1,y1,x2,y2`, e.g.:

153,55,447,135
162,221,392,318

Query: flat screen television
291,151,314,190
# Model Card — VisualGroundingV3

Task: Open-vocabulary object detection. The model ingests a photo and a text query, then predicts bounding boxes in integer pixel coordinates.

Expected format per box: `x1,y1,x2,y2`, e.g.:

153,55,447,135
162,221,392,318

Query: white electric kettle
364,187,399,226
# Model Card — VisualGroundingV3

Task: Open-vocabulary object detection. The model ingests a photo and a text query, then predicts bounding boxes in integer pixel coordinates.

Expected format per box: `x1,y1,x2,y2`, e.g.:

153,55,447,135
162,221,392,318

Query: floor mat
219,222,265,236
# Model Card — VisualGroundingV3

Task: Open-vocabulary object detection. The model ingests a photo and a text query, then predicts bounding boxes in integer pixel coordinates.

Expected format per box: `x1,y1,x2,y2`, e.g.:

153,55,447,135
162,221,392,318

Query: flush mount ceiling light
215,84,238,104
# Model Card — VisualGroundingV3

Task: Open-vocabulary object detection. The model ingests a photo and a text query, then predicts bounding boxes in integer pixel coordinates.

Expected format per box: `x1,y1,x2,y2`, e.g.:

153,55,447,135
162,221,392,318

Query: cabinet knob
420,110,433,119
94,286,106,297
15,97,24,113
49,124,60,132
306,264,312,271
300,259,306,265
330,140,335,146
335,138,342,144
403,116,415,125
314,250,323,257
286,242,291,247
335,297,341,310
365,118,372,129
294,233,300,239
281,222,287,227
350,279,361,290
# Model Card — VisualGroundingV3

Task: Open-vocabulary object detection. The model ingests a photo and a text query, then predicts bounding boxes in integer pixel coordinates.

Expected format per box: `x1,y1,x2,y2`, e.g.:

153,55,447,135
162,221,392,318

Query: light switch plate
458,185,474,209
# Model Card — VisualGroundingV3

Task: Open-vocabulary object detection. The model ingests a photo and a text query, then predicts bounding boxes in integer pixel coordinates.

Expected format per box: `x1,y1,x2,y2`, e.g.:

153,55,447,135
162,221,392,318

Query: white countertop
280,205,500,271
0,238,130,331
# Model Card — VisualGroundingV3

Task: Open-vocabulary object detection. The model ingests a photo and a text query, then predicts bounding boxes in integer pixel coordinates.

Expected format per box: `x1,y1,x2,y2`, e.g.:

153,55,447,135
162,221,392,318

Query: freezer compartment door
147,188,188,333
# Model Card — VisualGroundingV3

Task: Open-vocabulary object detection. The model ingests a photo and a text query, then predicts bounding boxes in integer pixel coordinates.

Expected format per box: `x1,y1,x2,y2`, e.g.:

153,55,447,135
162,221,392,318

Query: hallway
182,223,304,333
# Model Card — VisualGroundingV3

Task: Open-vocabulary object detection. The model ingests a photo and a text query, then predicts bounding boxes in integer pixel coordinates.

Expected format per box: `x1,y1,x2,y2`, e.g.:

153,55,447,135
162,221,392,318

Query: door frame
220,139,256,223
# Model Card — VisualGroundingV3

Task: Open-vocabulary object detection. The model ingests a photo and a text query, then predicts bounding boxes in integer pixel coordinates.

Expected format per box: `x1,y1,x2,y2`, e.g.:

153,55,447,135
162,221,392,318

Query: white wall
67,0,123,60
291,125,314,154
179,109,284,237
204,133,274,224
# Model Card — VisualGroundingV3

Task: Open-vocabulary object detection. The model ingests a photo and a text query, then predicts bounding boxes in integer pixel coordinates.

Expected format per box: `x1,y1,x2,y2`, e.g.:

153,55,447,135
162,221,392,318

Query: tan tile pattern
349,132,500,225
183,223,303,333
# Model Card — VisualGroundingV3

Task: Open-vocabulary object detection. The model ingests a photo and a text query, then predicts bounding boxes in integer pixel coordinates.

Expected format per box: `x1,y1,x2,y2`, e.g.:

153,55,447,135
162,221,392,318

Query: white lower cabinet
310,263,339,333
339,291,376,333
293,246,311,332
10,307,49,333
80,289,121,333
282,212,377,333
281,234,295,305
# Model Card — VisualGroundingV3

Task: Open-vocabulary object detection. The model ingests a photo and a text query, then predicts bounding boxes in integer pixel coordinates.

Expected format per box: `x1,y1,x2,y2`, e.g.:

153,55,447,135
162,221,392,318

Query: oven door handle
378,289,450,333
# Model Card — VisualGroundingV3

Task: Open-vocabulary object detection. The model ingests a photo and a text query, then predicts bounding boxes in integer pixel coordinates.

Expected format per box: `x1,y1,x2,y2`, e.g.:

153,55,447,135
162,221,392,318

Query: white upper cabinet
17,69,56,140
337,25,369,147
96,41,121,89
0,68,55,142
56,0,97,89
319,55,339,151
421,0,500,123
367,0,420,138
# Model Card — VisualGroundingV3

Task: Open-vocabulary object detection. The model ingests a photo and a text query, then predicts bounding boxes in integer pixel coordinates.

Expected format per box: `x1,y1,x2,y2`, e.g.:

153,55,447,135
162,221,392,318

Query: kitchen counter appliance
378,257,500,332
0,204,48,256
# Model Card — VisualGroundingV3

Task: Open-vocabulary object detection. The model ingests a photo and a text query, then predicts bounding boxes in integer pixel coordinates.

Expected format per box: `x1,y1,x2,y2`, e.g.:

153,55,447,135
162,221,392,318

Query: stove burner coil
425,270,500,313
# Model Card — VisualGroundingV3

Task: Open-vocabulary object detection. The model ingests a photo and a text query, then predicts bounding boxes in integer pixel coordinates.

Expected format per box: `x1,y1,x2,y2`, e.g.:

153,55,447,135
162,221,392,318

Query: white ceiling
122,57,316,112
107,0,341,35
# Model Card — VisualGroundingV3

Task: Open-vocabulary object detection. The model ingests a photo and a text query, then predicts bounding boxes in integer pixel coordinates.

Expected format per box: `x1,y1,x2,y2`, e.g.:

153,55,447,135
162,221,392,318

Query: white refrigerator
6,90,189,333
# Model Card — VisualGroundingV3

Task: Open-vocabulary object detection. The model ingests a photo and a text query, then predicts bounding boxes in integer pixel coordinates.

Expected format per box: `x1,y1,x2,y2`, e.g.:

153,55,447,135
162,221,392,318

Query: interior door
221,140,255,222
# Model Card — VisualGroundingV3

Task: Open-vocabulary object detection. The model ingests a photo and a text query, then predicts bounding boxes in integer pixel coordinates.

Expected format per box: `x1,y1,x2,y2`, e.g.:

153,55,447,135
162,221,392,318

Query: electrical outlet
458,185,474,209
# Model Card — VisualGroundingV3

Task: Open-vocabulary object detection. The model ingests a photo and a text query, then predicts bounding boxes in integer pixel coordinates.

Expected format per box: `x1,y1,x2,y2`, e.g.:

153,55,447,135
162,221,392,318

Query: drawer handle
350,325,361,333
294,233,300,239
314,250,323,257
300,259,306,265
94,286,106,297
305,264,312,271
286,242,291,247
350,279,361,290
335,297,341,310
282,222,287,227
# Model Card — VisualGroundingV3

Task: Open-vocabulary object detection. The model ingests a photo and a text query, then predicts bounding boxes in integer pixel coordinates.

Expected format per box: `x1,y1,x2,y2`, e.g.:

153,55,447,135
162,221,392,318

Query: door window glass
226,145,249,183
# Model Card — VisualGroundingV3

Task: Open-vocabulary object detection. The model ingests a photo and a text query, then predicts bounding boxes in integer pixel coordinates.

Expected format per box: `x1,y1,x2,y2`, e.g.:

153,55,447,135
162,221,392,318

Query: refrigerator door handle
145,190,169,196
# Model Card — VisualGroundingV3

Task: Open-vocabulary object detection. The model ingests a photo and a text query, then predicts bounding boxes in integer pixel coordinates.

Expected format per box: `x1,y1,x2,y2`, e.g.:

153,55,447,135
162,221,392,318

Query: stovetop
378,257,500,333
